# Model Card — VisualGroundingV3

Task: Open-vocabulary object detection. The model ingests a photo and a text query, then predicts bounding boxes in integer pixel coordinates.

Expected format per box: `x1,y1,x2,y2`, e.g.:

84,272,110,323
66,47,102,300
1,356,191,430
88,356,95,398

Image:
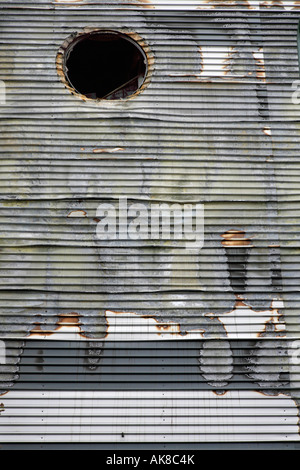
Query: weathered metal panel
0,0,300,447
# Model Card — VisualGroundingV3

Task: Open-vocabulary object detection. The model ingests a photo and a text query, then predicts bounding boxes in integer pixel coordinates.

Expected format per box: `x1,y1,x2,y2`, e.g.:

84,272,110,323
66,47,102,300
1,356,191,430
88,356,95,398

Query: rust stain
246,1,260,8
199,0,258,9
116,3,155,9
67,210,87,218
221,230,253,247
260,1,284,8
127,30,154,99
28,312,94,340
131,0,154,7
30,321,54,338
155,324,174,331
257,315,285,338
222,51,232,77
262,302,286,337
291,1,300,9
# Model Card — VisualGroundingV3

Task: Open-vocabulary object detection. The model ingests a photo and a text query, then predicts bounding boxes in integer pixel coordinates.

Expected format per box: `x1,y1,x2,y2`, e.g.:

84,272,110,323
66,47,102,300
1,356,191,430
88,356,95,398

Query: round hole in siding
61,31,148,101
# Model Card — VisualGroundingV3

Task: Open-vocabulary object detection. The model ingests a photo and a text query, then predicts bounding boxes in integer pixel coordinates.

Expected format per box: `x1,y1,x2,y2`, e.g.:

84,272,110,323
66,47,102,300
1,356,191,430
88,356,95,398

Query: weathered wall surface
0,0,300,447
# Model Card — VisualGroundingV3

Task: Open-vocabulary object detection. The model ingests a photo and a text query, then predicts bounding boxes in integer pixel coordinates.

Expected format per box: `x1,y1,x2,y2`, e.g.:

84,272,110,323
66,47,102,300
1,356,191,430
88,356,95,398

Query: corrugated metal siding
0,0,300,447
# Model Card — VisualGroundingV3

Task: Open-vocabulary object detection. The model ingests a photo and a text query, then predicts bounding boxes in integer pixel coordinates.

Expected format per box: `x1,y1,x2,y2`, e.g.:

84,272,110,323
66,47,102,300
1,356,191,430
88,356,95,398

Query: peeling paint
105,310,206,340
213,299,286,340
221,230,253,247
263,126,272,137
198,339,233,389
29,313,89,340
199,46,235,78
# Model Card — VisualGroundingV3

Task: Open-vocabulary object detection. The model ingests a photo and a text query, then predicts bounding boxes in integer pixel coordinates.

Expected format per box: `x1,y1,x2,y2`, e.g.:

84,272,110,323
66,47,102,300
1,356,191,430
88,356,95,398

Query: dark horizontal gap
3,366,295,371
0,253,291,257
0,212,297,216
0,7,297,14
0,18,297,26
0,135,298,140
0,288,298,294
1,397,297,403
0,251,292,255
0,377,295,383
0,303,296,307
0,268,292,273
0,32,297,39
1,407,295,412
0,162,299,167
1,114,299,120
1,348,296,354
1,356,294,362
0,280,293,284
0,430,297,434
1,395,297,401
2,363,293,369
0,122,296,128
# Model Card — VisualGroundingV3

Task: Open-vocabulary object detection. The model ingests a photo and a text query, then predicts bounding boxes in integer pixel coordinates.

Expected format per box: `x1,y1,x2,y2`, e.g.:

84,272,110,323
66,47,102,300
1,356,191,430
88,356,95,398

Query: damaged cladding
0,0,300,447
57,29,151,102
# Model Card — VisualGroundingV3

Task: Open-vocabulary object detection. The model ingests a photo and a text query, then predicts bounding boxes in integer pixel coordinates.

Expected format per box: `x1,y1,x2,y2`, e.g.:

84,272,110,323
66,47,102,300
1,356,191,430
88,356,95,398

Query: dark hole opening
64,31,147,100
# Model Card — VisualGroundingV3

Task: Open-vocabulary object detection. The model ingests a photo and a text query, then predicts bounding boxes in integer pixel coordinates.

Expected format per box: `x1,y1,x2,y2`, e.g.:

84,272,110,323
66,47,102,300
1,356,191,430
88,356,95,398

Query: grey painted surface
0,0,300,445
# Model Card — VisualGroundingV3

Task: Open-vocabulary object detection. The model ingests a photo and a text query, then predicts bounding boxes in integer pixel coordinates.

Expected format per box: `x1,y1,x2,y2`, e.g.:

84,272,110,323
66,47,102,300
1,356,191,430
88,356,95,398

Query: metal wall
0,0,300,448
